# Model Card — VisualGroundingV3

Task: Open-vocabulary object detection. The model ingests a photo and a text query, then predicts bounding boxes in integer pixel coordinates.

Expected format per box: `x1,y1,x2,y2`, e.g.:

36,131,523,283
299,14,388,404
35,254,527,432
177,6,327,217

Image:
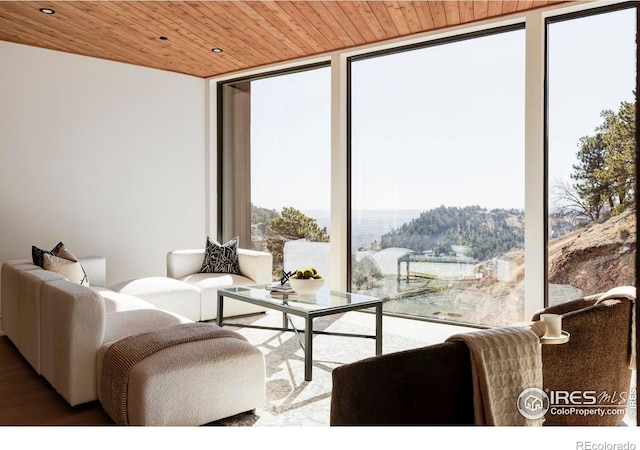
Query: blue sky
250,7,636,214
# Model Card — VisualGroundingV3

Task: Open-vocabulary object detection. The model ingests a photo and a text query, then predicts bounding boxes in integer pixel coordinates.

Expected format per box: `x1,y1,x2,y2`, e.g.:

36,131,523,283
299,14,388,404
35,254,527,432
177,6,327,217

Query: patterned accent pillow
32,241,65,267
199,236,241,275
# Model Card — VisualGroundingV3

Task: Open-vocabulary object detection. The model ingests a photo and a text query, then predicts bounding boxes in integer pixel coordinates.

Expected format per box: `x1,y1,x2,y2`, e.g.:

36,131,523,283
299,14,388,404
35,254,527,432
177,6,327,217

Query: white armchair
167,248,273,321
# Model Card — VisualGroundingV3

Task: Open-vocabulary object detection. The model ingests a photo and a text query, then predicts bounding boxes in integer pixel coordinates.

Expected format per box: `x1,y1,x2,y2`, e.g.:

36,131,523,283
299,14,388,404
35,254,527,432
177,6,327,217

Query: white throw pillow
43,253,90,286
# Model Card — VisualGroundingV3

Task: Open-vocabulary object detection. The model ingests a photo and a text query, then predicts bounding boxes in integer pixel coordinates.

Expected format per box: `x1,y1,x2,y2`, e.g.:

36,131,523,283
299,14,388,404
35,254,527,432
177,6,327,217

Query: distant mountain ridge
380,205,525,261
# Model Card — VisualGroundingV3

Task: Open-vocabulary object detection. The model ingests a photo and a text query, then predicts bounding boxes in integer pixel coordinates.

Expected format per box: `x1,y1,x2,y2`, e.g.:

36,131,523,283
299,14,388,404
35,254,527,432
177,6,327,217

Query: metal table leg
217,293,224,327
304,316,313,381
376,303,383,355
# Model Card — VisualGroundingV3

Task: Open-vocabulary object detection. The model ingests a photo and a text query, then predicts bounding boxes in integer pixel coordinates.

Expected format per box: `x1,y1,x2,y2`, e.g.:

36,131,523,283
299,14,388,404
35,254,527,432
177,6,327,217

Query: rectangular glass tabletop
217,284,383,381
218,284,381,317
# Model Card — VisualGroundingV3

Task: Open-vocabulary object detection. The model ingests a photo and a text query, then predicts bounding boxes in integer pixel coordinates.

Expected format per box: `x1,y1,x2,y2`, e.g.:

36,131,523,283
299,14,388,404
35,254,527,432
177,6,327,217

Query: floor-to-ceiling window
218,65,332,282
546,5,637,306
349,27,526,327
216,1,637,328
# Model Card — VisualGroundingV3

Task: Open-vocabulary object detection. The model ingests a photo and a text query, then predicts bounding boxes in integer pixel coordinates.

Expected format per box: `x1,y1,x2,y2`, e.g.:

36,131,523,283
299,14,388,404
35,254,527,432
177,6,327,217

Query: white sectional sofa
1,256,266,426
166,248,273,320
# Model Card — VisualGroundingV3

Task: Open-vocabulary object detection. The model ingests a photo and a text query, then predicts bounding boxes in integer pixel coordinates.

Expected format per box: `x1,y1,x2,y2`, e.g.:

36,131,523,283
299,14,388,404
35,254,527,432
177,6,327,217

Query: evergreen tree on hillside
251,204,280,236
251,204,280,251
573,133,611,221
597,99,636,214
265,207,329,279
267,207,329,242
251,204,280,229
559,97,636,221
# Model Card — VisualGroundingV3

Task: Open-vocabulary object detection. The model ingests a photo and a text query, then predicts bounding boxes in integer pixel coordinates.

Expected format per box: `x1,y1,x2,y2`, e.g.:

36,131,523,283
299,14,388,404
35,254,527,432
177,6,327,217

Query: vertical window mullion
331,53,349,291
524,11,547,319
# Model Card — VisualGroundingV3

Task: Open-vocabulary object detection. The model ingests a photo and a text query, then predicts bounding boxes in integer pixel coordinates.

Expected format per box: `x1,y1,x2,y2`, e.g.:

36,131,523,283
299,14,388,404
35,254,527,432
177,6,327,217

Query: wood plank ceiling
0,1,571,78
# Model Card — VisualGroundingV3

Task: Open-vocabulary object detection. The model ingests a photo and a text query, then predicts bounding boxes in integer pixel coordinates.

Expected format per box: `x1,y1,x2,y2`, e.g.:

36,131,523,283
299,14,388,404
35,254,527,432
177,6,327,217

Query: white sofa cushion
109,277,202,322
91,287,158,313
237,249,274,285
18,269,64,374
1,260,40,351
2,257,108,400
40,279,106,406
167,249,208,279
102,308,192,346
179,273,262,321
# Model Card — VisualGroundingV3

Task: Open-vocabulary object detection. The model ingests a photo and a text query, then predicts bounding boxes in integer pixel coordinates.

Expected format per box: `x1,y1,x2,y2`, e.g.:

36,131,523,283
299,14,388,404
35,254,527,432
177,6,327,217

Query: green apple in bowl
290,267,324,296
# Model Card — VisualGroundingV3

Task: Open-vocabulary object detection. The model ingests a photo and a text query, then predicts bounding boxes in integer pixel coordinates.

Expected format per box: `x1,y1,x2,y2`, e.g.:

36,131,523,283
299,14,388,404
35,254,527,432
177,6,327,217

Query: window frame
346,23,526,316
216,61,331,244
212,1,638,328
543,2,638,307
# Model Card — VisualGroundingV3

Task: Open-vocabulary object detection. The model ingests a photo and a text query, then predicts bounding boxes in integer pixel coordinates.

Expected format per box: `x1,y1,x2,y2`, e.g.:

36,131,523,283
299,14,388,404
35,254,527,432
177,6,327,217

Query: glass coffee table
217,285,383,381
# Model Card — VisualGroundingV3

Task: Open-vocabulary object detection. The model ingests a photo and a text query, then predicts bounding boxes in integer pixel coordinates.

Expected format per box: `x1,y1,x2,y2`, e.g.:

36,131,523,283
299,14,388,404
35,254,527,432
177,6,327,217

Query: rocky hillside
548,209,636,295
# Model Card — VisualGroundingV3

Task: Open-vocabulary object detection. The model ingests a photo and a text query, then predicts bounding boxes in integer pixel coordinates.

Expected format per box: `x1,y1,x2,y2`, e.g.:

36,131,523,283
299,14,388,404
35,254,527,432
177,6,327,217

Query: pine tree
265,207,329,279
572,133,611,221
561,96,636,221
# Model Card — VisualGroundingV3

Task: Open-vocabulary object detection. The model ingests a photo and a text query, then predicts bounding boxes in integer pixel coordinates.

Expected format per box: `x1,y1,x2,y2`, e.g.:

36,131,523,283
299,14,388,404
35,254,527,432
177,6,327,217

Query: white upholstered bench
96,321,266,426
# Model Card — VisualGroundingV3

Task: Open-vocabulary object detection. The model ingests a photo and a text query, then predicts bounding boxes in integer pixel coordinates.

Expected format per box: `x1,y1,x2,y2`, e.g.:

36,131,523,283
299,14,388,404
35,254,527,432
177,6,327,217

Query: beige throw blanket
100,322,247,425
595,285,636,370
446,326,543,426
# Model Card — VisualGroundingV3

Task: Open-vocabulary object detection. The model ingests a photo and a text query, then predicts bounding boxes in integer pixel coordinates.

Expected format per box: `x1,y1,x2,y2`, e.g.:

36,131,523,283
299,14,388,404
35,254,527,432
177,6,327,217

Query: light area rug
206,309,469,426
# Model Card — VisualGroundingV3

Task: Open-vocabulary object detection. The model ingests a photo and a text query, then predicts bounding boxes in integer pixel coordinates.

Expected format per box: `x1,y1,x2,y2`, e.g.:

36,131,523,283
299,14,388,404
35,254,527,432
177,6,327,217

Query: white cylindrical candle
540,313,562,338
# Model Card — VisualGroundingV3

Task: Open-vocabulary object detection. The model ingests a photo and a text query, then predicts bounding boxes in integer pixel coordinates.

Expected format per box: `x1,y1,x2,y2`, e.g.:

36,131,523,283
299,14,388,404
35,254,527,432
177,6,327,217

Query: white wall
0,42,207,295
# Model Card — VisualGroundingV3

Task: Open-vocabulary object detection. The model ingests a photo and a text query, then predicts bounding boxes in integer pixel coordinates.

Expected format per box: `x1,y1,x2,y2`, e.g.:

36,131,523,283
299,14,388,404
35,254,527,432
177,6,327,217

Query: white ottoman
97,323,266,426
109,277,202,322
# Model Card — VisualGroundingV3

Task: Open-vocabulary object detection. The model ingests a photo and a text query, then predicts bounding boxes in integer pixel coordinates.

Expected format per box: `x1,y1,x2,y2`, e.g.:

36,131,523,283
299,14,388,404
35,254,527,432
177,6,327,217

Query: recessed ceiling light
39,8,55,15
211,48,223,53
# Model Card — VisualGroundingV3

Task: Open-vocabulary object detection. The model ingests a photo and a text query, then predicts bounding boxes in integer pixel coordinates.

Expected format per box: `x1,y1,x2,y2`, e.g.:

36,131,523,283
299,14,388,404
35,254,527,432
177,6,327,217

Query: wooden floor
0,336,113,426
